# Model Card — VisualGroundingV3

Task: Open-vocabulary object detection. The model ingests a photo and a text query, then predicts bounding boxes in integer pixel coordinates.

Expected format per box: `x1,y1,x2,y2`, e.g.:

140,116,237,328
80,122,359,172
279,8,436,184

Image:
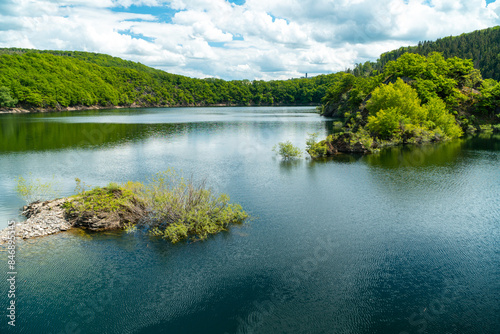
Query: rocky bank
0,199,71,244
0,192,146,245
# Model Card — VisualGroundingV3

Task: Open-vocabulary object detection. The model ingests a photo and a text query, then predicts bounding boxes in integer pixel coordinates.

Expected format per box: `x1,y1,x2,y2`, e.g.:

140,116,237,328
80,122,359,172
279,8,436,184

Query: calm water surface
0,107,498,334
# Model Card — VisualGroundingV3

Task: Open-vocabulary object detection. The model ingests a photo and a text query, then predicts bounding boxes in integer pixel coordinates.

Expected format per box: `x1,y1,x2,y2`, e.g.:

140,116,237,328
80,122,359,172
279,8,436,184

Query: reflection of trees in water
278,158,303,173
0,109,328,153
465,134,500,152
358,138,500,197
363,140,466,169
0,116,149,152
0,117,220,152
307,154,362,167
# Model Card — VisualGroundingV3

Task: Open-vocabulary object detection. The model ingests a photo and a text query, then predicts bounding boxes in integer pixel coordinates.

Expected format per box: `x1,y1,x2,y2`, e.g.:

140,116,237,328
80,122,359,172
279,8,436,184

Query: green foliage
373,26,500,81
15,174,61,204
64,186,136,214
316,51,476,158
142,170,248,243
366,78,427,139
106,182,120,191
307,138,329,158
305,132,319,151
0,49,341,109
367,107,403,139
273,141,302,160
123,222,137,234
366,79,462,140
383,52,474,107
478,80,500,116
0,86,17,107
479,124,493,133
74,178,92,194
321,72,383,116
62,171,248,243
424,98,463,138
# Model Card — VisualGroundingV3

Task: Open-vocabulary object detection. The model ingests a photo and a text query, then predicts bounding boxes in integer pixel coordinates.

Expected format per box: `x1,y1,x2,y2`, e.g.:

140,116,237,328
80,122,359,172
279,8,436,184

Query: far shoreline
0,102,320,115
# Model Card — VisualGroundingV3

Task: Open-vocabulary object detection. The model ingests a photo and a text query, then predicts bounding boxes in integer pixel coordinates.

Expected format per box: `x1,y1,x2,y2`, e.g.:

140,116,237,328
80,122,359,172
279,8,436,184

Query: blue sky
1,0,499,80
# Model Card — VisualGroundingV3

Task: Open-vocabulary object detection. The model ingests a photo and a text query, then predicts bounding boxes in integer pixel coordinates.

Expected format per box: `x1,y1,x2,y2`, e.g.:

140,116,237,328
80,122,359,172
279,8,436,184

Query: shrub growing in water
15,174,61,204
273,141,302,160
136,170,248,243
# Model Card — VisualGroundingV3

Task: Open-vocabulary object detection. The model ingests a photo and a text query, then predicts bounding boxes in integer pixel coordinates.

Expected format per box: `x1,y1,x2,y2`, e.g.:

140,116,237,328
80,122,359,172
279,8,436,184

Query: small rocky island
0,174,248,245
0,190,146,244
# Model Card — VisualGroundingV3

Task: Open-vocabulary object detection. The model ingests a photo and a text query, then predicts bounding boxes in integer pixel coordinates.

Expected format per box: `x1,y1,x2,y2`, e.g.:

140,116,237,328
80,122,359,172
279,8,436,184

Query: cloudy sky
0,0,499,80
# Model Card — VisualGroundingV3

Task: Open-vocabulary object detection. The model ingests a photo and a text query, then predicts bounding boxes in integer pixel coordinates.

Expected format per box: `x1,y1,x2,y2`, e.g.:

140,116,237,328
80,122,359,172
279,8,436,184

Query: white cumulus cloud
0,0,498,80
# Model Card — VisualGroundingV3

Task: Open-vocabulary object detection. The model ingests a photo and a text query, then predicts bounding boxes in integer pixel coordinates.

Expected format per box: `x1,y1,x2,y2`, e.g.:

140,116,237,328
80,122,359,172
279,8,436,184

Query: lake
0,107,499,334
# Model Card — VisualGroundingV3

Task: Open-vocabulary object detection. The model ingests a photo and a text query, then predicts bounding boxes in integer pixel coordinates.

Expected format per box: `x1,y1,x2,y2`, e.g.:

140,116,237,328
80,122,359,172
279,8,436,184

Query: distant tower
305,73,308,78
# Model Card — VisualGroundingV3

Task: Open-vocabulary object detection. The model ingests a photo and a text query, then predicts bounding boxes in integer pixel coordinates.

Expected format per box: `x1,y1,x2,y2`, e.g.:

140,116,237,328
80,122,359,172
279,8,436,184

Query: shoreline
0,102,320,115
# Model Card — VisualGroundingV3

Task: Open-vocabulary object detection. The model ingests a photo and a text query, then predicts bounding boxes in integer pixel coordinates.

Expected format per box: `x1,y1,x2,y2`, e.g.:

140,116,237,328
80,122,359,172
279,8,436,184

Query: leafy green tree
0,86,17,107
367,78,462,140
366,78,427,138
424,98,463,138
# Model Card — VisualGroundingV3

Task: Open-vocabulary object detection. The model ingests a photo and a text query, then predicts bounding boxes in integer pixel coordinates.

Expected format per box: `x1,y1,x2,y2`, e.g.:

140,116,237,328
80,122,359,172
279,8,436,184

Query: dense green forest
311,52,500,157
0,48,341,110
349,26,500,80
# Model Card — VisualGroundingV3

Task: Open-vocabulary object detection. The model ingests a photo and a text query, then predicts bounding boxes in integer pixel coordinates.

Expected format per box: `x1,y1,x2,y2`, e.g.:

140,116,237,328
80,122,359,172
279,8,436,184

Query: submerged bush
15,174,61,204
273,141,302,160
137,170,248,243
305,132,319,152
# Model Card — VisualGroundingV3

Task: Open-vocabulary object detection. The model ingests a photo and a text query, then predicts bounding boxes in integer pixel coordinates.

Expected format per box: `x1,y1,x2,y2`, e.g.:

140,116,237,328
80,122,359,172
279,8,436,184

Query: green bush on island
273,141,302,160
137,170,248,243
63,185,138,214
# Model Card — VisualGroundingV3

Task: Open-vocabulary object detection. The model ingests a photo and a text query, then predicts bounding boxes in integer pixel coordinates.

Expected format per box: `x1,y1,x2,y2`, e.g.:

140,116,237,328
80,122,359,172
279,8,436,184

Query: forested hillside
350,26,500,80
0,48,342,110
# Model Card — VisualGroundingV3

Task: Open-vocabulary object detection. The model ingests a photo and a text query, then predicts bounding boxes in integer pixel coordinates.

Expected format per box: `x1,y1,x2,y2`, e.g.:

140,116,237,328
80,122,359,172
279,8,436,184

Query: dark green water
0,107,499,334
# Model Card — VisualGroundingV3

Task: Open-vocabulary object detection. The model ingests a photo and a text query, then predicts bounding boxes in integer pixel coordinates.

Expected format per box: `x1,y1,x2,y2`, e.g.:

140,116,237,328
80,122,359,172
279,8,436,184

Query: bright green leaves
15,174,61,204
366,78,462,140
383,52,478,108
140,170,248,243
424,98,463,138
0,86,17,108
478,79,500,115
0,49,345,109
366,78,426,139
367,107,405,139
272,141,302,160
